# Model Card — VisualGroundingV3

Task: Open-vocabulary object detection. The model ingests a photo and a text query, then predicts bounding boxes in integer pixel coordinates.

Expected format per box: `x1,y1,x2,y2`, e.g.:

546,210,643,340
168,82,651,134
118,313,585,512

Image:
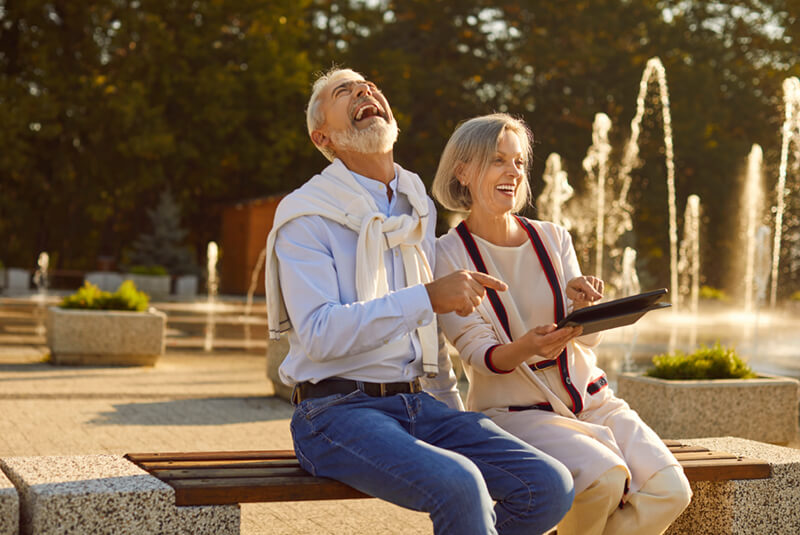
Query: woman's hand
566,276,604,310
518,323,583,361
486,323,583,371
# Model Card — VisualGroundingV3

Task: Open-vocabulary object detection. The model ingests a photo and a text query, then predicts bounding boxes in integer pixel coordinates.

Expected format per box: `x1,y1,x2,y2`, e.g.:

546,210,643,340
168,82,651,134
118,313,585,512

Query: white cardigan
435,219,603,414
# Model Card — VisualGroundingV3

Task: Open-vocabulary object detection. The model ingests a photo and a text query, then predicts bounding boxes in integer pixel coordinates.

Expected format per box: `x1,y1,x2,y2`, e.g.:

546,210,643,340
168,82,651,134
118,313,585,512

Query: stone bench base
0,469,18,535
0,455,237,535
667,437,800,534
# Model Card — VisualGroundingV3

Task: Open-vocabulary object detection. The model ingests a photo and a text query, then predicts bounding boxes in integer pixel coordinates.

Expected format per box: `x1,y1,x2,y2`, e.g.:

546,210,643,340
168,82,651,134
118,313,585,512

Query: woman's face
464,129,525,221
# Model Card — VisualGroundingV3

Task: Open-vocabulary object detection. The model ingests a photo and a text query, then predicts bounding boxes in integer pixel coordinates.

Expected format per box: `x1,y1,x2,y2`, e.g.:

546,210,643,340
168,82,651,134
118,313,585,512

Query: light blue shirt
274,166,462,408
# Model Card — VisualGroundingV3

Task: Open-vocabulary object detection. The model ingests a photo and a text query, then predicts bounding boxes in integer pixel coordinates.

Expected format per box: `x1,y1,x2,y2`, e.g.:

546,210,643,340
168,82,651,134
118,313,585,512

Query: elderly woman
432,113,691,535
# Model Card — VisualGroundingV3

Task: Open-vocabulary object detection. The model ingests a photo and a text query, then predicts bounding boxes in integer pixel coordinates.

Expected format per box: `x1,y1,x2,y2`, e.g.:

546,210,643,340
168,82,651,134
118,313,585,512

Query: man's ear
311,129,330,148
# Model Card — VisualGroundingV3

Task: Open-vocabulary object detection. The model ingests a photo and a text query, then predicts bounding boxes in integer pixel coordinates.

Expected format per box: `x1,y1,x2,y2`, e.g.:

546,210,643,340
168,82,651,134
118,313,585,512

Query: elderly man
265,67,573,534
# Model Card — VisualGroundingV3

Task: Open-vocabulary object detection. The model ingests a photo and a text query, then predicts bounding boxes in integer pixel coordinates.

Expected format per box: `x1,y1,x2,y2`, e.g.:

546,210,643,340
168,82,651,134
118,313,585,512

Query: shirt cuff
484,344,514,374
395,283,434,332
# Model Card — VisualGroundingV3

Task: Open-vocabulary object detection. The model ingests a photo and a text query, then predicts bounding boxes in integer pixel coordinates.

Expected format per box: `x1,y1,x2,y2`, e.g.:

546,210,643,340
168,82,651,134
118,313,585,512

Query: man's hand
425,270,508,316
566,276,603,310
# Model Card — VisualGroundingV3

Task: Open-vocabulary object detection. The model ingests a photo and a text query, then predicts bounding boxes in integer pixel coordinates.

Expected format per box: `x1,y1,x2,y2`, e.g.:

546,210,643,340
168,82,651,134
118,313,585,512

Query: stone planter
617,372,800,444
266,336,292,401
174,274,199,297
85,271,125,292
126,274,171,298
6,268,30,293
46,306,165,366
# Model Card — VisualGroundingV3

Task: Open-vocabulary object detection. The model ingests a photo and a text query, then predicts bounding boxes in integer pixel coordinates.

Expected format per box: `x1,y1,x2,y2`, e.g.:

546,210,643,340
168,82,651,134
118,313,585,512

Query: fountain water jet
204,241,219,352
243,247,267,350
536,153,574,228
32,252,49,336
678,195,701,318
770,76,800,308
582,113,613,280
744,145,764,314
620,57,679,312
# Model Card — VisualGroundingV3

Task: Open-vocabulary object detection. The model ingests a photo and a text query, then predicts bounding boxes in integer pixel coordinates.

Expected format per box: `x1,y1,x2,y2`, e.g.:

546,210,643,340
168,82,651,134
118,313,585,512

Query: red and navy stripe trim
455,222,513,341
484,345,513,374
508,402,554,412
516,216,584,415
587,375,608,395
529,359,557,371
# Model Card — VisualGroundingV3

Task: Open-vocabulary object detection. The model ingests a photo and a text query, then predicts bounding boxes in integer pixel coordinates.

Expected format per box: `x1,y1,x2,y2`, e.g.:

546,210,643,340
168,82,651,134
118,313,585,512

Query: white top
435,218,602,413
271,160,463,409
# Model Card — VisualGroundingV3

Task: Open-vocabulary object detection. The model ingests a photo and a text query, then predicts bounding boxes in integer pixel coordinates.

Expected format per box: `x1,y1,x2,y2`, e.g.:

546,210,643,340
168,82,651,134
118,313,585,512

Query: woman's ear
455,163,467,186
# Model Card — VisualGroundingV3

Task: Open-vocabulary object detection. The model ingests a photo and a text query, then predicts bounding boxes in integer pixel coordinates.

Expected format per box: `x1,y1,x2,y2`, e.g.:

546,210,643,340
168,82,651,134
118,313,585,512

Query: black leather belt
293,378,422,404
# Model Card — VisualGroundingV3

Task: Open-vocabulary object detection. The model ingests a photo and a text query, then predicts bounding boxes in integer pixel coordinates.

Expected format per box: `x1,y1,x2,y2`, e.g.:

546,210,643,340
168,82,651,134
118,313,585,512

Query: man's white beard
330,118,398,155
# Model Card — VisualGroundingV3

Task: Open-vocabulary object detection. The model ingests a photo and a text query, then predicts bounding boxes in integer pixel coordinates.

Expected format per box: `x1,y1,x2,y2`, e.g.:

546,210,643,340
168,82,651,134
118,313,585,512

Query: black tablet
556,288,671,335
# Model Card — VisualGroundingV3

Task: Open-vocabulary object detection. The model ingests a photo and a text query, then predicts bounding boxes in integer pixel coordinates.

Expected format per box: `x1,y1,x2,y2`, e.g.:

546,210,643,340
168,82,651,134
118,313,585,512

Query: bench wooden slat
667,445,712,454
125,450,297,463
679,458,770,481
125,442,772,506
154,466,310,480
672,451,741,461
168,476,370,505
137,459,301,471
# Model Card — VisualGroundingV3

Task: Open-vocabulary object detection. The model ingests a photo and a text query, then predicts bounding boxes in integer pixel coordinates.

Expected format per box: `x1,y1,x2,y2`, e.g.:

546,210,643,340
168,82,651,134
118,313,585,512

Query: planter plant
617,343,800,444
47,281,165,366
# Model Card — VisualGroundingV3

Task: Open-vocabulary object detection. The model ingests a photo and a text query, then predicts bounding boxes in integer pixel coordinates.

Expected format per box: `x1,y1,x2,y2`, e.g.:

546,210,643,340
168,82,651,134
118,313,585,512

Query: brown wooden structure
219,194,284,295
125,441,770,507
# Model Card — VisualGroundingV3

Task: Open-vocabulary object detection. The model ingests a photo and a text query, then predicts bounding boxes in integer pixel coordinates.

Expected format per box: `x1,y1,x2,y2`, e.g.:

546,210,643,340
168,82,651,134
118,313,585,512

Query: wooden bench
124,440,770,507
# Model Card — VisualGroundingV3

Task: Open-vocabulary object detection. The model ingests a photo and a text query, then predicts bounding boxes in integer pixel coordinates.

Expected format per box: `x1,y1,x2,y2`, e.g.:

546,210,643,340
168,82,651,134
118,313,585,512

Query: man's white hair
306,67,365,162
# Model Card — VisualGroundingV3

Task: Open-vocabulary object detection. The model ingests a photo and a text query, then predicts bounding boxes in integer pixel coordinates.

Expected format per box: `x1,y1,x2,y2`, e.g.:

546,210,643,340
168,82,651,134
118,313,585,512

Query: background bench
125,440,770,507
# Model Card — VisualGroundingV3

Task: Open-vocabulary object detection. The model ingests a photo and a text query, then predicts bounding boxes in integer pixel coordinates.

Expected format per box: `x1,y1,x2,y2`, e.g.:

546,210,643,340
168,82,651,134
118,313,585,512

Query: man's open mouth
352,100,385,123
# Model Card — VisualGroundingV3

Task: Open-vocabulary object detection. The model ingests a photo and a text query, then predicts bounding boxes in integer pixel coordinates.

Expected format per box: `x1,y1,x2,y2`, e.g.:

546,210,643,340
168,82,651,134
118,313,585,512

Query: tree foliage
1,0,799,296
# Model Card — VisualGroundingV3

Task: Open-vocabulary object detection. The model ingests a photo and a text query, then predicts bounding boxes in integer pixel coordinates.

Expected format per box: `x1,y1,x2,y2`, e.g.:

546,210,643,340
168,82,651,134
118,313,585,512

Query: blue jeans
291,390,574,535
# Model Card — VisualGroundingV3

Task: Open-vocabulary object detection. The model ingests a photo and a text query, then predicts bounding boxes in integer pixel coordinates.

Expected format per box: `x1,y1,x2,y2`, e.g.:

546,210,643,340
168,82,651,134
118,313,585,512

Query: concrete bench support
667,437,800,535
0,455,238,535
0,468,19,535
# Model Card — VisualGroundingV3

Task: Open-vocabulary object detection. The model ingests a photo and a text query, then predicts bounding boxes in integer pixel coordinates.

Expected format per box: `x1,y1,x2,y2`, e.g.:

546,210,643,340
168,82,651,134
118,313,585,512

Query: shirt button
417,320,424,326
394,250,399,257
384,339,389,345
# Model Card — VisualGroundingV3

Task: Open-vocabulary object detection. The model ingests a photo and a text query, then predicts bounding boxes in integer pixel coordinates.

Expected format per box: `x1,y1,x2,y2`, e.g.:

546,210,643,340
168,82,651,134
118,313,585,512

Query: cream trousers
557,465,692,535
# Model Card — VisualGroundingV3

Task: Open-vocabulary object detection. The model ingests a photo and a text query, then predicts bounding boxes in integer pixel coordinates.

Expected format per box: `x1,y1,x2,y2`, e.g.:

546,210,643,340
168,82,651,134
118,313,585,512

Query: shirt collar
350,169,399,214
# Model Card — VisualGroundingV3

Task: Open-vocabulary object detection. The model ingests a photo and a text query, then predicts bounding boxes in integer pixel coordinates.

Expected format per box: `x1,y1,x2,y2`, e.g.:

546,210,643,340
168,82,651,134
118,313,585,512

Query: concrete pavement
0,299,434,534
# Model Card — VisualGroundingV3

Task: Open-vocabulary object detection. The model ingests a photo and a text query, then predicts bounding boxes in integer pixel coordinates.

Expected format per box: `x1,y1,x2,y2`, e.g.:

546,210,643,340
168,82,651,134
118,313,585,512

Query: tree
0,0,315,270
128,189,196,275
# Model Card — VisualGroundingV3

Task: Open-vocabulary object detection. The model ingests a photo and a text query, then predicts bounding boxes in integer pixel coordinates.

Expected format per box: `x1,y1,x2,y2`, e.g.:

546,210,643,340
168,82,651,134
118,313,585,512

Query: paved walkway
0,299,434,534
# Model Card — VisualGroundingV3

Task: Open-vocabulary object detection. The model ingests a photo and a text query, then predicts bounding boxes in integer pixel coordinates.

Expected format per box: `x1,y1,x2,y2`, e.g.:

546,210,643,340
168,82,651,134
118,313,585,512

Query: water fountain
536,153,573,228
770,76,800,308
32,252,49,337
743,144,764,314
619,57,679,311
243,247,267,350
678,194,701,317
204,241,219,352
582,113,613,280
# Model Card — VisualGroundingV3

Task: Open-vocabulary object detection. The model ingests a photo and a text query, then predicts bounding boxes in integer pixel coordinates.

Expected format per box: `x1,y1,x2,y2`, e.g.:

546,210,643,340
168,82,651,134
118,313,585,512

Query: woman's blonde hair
432,113,533,213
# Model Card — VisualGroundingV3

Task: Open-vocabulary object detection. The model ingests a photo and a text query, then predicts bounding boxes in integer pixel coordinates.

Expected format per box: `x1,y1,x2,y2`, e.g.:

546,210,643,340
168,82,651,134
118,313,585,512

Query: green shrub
646,342,756,380
128,264,168,276
60,280,150,312
699,285,729,301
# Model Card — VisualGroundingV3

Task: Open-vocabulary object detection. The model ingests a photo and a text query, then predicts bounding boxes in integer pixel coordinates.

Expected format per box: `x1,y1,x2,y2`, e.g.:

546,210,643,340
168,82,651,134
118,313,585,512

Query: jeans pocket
301,389,364,420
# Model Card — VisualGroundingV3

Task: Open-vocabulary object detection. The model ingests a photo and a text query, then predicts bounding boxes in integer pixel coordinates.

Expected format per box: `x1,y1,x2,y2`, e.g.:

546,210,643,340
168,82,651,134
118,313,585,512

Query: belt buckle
380,383,387,397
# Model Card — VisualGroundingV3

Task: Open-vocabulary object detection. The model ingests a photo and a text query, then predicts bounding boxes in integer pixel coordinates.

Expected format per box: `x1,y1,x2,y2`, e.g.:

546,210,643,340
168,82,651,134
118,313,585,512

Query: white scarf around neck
265,159,439,376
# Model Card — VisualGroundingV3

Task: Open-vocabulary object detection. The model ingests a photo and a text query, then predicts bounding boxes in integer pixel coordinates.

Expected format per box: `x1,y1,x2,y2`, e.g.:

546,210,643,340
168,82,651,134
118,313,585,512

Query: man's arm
275,216,434,361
